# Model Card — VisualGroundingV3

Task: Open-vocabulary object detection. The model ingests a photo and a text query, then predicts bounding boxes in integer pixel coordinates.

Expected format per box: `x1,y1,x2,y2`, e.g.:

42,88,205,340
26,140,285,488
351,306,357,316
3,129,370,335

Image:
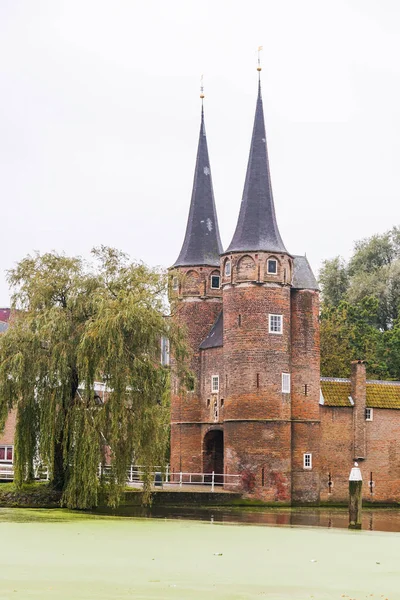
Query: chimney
351,360,366,460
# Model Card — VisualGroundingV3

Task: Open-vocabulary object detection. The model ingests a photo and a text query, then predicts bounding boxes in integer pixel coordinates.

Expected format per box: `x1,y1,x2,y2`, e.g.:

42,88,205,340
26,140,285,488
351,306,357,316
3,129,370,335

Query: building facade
169,76,400,504
1,79,400,503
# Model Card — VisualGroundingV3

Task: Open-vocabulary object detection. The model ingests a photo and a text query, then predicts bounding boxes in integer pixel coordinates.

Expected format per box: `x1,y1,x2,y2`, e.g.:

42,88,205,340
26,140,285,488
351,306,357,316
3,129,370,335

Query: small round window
267,259,277,274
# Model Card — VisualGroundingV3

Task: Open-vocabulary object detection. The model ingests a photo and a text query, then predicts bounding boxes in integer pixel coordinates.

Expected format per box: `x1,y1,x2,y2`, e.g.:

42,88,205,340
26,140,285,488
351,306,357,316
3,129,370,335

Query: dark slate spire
226,79,287,254
173,105,223,268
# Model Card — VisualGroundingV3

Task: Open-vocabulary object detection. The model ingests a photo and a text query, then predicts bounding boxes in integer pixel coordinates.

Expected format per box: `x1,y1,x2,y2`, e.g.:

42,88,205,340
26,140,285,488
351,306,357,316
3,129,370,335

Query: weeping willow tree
0,247,188,509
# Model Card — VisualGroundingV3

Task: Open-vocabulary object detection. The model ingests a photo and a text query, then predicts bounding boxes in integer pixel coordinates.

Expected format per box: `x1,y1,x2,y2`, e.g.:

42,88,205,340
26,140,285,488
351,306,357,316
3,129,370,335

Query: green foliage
320,226,400,379
0,247,189,509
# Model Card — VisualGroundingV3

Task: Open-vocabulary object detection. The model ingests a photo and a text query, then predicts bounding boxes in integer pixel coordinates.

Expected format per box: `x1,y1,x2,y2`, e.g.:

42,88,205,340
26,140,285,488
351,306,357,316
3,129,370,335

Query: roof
172,106,223,268
320,377,400,409
225,79,287,255
199,311,223,350
0,308,11,322
292,256,319,290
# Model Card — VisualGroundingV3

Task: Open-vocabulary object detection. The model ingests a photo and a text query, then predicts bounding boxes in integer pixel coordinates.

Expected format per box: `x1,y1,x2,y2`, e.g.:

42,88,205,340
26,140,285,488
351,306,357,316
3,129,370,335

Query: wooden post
349,462,363,529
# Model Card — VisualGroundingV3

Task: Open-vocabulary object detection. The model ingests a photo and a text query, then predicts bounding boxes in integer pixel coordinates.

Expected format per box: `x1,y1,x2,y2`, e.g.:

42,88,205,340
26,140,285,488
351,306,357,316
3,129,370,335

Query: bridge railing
1,463,241,492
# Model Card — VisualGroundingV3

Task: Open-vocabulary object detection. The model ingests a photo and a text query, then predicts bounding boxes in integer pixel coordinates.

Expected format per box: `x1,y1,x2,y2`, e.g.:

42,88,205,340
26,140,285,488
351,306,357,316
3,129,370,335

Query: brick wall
320,404,400,503
0,409,16,446
169,265,223,475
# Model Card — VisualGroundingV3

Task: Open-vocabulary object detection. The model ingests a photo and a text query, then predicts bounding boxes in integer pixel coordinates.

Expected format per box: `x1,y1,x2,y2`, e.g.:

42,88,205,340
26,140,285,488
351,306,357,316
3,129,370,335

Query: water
93,504,400,533
1,507,400,599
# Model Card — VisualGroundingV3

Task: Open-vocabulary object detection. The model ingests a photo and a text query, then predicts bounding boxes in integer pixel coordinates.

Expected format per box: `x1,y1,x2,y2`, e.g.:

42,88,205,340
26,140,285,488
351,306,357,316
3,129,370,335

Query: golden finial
200,74,205,99
257,46,263,72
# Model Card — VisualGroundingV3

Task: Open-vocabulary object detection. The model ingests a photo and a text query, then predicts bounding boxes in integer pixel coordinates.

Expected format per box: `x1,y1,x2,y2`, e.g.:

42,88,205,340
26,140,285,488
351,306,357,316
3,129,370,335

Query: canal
0,507,399,599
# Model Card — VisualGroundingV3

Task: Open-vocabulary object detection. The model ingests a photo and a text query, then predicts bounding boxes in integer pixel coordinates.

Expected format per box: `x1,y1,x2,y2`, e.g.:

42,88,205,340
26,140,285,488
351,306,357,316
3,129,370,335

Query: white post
129,465,133,483
98,463,102,478
179,471,182,488
211,471,215,492
166,464,169,483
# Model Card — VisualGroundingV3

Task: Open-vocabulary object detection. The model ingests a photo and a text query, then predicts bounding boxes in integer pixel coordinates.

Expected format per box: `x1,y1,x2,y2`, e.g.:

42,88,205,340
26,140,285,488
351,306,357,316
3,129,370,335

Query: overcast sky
1,0,399,305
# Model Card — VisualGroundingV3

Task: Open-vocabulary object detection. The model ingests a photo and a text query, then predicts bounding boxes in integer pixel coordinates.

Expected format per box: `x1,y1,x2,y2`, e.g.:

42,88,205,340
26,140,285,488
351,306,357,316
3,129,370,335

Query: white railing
0,464,49,481
1,463,241,492
98,464,241,492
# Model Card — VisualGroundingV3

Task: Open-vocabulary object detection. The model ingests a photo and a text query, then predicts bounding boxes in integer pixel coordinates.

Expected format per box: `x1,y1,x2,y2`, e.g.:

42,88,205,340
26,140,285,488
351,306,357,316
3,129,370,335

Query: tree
320,297,386,379
319,256,349,307
320,227,400,330
0,247,188,509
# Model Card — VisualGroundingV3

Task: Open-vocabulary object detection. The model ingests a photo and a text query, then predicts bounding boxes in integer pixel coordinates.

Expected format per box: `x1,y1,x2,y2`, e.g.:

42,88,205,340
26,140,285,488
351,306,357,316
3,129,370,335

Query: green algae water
1,508,400,600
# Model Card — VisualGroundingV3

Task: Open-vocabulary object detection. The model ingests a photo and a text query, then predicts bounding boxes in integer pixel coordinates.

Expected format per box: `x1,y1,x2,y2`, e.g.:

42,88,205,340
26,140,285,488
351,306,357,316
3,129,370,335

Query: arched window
210,270,220,289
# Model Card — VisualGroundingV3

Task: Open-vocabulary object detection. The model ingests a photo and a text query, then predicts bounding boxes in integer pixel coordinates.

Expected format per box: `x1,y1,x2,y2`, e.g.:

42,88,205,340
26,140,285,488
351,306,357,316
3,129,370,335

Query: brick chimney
351,360,366,460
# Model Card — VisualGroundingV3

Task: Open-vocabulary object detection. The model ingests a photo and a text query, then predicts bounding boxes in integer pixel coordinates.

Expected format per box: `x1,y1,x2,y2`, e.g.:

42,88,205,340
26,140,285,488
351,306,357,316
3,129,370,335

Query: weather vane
257,46,263,72
200,74,205,101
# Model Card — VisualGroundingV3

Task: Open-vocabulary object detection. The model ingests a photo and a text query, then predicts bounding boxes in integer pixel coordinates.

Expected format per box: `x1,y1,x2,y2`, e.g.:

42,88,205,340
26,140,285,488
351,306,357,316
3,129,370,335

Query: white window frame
282,373,291,394
365,408,373,421
269,314,283,334
0,445,13,463
210,274,220,289
303,453,312,469
224,261,231,276
267,259,278,275
211,375,219,393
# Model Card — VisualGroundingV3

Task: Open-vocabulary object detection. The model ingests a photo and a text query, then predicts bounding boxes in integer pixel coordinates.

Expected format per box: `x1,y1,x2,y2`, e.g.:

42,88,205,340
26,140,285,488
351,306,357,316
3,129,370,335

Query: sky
1,0,400,305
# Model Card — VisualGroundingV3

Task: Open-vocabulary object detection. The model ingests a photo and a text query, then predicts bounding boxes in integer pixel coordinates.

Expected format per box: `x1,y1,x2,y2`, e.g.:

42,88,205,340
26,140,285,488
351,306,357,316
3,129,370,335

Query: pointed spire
173,98,223,268
225,77,287,254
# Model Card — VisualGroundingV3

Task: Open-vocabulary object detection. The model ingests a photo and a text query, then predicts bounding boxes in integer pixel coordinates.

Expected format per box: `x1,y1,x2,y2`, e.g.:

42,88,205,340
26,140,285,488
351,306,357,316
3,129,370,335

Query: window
267,259,277,274
0,446,13,463
303,453,312,469
282,373,291,394
172,276,179,291
211,375,219,393
365,408,373,421
211,275,220,289
213,399,218,421
224,260,231,276
269,314,283,334
160,336,170,366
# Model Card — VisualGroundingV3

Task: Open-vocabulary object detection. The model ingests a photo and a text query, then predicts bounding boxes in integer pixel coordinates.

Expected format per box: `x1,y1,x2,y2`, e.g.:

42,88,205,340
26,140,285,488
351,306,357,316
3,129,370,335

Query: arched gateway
203,429,223,482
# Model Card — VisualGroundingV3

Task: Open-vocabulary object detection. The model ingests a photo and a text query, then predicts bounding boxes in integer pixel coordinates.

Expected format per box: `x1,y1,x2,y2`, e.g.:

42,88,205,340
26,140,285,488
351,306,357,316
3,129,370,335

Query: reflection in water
93,504,400,533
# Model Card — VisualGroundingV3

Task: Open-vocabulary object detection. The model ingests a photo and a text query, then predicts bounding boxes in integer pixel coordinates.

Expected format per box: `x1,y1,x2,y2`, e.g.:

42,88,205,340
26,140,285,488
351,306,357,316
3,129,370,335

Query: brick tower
221,76,294,500
169,100,223,474
170,73,320,503
220,74,320,502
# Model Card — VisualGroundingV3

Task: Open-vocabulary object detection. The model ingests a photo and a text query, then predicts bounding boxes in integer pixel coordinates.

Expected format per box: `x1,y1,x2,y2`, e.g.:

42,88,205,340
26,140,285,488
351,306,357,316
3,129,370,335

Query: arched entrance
203,429,224,483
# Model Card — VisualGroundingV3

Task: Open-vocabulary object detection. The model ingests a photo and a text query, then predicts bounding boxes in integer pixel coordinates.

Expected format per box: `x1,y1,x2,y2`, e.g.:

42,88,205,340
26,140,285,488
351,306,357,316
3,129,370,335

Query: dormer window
225,261,231,276
267,259,278,274
211,275,220,289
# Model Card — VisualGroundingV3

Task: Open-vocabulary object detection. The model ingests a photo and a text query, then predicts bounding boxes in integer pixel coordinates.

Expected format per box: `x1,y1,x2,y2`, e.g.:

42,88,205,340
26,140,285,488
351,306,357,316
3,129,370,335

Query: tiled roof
225,80,287,255
199,311,223,350
366,381,400,409
321,379,352,407
172,106,223,268
292,256,319,290
320,377,400,409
